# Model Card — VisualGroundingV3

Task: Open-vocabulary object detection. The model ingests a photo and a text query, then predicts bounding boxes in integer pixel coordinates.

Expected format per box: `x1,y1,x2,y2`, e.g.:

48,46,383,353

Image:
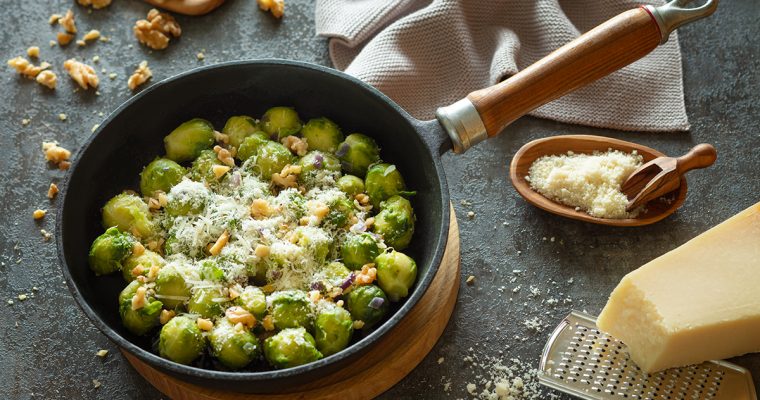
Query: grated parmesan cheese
526,150,643,219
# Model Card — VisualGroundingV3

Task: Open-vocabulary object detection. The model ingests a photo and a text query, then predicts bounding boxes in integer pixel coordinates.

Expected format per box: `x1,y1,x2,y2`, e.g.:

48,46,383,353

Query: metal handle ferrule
644,0,718,44
435,99,488,154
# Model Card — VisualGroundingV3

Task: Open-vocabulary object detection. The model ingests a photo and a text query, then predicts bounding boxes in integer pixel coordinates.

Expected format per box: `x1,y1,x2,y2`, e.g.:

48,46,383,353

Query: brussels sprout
188,286,229,318
164,118,215,163
102,192,155,239
222,116,260,149
139,158,185,197
165,179,209,217
236,286,267,319
345,284,389,329
318,261,351,287
292,226,332,265
372,195,415,250
261,106,302,140
250,141,295,180
314,304,353,356
264,327,322,369
118,280,163,335
122,249,164,282
301,117,344,153
375,250,417,302
336,175,364,197
269,290,314,331
336,133,380,177
364,163,407,209
236,132,270,162
323,196,353,228
209,317,261,369
188,149,225,184
154,264,191,309
296,151,341,187
159,314,205,364
340,233,380,270
88,227,134,276
198,259,225,282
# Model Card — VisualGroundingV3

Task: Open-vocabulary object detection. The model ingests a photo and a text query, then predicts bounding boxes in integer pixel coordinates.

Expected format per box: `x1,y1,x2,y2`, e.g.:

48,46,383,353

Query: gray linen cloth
315,0,689,131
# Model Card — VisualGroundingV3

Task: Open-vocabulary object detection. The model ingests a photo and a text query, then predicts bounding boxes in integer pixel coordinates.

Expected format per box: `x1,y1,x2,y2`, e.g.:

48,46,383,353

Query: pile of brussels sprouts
88,106,419,371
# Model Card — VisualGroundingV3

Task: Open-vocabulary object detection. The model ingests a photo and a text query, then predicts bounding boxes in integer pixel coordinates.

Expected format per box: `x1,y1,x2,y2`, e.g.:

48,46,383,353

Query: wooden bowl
509,135,687,227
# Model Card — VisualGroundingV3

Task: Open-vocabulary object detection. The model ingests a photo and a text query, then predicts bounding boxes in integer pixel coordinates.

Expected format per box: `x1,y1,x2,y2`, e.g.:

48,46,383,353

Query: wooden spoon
509,135,688,227
622,143,717,211
144,0,225,16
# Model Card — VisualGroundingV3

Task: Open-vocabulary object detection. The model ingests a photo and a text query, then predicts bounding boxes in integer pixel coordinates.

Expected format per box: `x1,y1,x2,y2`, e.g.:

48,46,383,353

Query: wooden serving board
144,0,225,16
122,208,461,399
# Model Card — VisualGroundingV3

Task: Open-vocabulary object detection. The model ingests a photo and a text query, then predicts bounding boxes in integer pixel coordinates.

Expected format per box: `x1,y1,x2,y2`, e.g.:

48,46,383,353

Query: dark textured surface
1,1,758,399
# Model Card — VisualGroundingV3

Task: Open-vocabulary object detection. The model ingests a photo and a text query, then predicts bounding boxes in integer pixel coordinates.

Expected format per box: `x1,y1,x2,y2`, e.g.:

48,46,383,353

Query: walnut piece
57,32,74,46
42,141,71,165
133,9,181,50
226,306,256,329
281,135,308,156
212,165,230,179
272,164,301,188
82,30,101,42
77,0,112,9
47,183,59,199
33,209,47,220
208,230,230,256
213,145,235,166
7,57,44,79
27,47,40,58
197,318,213,331
49,14,62,25
59,9,77,34
159,309,175,325
355,263,377,285
127,60,152,90
36,70,57,90
63,59,99,89
131,286,147,310
257,0,284,18
250,199,271,219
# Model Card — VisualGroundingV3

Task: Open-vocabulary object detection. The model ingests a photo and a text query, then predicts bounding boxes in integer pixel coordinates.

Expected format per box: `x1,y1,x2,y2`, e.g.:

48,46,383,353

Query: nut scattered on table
42,141,71,167
59,10,77,33
133,9,181,50
77,0,112,9
82,30,101,42
33,209,47,220
257,0,285,18
47,183,60,199
7,57,46,79
127,61,152,90
26,47,39,58
36,70,57,89
63,59,99,90
57,32,74,46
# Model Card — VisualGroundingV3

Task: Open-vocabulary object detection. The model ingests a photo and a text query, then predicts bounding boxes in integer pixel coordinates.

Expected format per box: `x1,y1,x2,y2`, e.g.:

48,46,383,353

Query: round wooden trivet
122,209,461,400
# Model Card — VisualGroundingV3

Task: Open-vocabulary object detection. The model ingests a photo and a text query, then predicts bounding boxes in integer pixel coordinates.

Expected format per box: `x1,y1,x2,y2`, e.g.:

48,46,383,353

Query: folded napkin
315,0,689,132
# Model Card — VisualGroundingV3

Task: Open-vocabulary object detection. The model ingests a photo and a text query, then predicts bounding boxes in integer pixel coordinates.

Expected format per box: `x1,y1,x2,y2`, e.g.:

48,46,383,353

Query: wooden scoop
622,144,717,211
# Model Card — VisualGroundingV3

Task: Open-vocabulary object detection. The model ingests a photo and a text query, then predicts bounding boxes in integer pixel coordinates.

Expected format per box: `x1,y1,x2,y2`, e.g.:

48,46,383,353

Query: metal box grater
538,311,758,400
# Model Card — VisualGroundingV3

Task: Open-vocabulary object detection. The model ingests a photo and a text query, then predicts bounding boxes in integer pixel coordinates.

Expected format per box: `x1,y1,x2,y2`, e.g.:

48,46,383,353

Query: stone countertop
1,1,758,399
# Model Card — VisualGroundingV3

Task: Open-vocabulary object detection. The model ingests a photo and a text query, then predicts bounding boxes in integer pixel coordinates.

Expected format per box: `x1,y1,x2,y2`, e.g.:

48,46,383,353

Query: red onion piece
336,143,350,158
368,296,385,310
314,154,324,169
340,273,355,290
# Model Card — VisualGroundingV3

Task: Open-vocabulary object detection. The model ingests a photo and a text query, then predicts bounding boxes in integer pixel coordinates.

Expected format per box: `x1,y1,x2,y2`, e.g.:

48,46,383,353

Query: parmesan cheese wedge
597,201,760,373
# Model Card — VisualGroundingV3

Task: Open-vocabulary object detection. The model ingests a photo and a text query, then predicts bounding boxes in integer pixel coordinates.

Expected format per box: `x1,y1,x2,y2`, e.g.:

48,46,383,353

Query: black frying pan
57,2,714,393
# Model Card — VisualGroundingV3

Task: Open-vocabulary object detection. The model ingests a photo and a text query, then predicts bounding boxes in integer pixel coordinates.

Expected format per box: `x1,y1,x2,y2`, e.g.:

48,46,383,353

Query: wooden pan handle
144,0,225,16
676,143,717,173
467,7,661,137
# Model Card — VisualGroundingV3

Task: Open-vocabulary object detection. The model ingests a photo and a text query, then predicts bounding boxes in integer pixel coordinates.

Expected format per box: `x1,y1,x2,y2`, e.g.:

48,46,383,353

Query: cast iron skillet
57,2,714,393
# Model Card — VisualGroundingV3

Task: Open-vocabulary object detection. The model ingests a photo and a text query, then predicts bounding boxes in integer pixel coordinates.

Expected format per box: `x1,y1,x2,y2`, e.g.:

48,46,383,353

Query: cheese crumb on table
95,349,108,357
526,149,643,219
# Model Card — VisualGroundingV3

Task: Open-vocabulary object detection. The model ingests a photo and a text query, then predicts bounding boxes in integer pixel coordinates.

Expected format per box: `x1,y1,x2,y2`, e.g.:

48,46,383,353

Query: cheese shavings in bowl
526,149,643,219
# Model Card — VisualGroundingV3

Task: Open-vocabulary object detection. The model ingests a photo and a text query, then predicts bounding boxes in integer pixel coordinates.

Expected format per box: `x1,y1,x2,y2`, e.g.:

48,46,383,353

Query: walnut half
134,9,181,50
63,59,98,90
127,61,152,90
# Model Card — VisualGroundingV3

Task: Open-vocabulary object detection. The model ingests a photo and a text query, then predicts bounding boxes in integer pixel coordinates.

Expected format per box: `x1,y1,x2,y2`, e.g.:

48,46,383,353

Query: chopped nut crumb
92,379,101,389
262,314,275,331
133,9,181,50
36,70,57,90
131,287,147,310
18,294,28,301
59,161,71,170
83,29,100,42
92,55,100,63
437,357,445,364
77,0,112,10
40,229,52,241
212,164,230,179
197,318,213,331
127,60,152,90
353,320,365,329
159,309,175,325
355,193,370,206
27,46,40,58
63,59,99,89
355,264,377,285
108,72,117,80
196,52,205,61
257,0,284,18
49,13,62,24
21,118,30,126
250,199,271,219
95,349,108,357
467,211,475,219
33,209,47,220
76,40,86,47
281,135,308,156
57,32,74,46
49,40,57,47
59,10,77,33
7,56,44,79
208,230,229,256
58,113,67,121
213,145,235,166
466,275,476,285
226,306,256,328
272,164,301,188
42,141,71,166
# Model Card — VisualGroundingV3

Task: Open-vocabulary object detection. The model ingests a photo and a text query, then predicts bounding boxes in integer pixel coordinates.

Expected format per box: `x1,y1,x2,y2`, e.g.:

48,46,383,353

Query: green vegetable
198,259,225,282
372,195,415,250
139,158,185,197
164,118,215,163
336,175,364,197
296,150,341,188
269,290,314,331
159,314,205,365
118,280,163,335
188,286,229,318
102,193,155,239
250,141,295,180
314,304,353,356
88,227,134,276
323,196,353,228
364,163,407,209
264,327,323,368
235,286,267,319
261,106,302,140
188,149,225,184
318,261,351,288
154,264,191,309
165,179,209,217
301,117,343,153
222,115,260,149
292,226,332,265
340,233,380,270
236,132,269,162
346,284,388,329
336,133,380,177
375,250,417,302
122,249,164,282
209,317,261,369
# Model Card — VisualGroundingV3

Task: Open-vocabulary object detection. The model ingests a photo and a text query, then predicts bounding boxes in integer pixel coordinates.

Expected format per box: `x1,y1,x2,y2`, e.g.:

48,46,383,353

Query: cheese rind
597,201,760,373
